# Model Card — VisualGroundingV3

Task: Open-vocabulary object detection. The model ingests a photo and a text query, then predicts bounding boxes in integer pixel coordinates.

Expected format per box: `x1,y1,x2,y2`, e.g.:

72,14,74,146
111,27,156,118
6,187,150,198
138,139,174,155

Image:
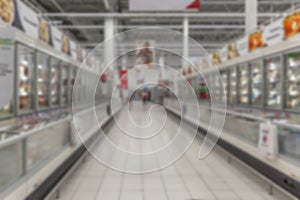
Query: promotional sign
283,10,300,39
0,28,14,109
248,31,264,52
136,40,155,68
227,43,239,60
129,0,200,11
236,36,248,57
198,57,203,71
258,123,278,159
120,69,128,89
52,26,62,52
70,40,77,60
220,47,227,63
212,51,221,65
187,56,199,71
202,58,208,70
263,18,284,48
76,45,83,62
61,35,70,56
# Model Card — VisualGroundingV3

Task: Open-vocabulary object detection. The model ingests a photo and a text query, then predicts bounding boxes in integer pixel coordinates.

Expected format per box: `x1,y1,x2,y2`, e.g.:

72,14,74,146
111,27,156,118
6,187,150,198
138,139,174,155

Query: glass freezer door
36,52,50,109
69,66,76,104
238,64,249,105
61,63,70,106
71,66,80,105
221,70,228,103
229,66,237,104
250,60,264,107
50,57,61,107
265,56,282,109
17,44,35,113
285,52,300,111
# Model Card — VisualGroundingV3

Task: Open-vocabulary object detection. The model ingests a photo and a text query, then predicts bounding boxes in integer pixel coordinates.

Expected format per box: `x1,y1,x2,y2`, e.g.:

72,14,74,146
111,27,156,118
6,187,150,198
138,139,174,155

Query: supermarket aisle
58,102,291,200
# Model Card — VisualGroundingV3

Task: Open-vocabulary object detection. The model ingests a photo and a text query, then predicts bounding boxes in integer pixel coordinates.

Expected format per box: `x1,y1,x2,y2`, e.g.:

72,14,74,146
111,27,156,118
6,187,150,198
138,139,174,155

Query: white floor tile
58,104,292,200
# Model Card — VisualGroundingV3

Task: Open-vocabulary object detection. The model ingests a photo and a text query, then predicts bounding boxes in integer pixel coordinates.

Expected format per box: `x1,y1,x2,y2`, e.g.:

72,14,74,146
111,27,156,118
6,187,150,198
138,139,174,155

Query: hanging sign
129,0,200,11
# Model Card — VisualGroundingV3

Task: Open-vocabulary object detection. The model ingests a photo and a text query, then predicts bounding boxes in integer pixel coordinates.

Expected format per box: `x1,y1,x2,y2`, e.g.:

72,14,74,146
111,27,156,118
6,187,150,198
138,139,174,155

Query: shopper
141,90,148,105
147,90,152,102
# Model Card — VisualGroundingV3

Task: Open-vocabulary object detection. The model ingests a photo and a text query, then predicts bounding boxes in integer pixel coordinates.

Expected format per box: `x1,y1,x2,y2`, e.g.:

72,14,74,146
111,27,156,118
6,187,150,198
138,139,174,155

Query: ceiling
23,0,300,53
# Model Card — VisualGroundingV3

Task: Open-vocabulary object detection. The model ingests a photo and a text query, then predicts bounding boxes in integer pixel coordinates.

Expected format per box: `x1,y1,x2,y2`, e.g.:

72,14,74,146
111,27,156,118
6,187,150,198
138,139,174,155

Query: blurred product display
0,1,300,200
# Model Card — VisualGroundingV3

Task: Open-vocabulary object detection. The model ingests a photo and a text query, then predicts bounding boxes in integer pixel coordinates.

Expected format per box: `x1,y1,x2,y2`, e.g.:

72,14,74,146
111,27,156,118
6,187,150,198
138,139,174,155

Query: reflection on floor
59,102,292,200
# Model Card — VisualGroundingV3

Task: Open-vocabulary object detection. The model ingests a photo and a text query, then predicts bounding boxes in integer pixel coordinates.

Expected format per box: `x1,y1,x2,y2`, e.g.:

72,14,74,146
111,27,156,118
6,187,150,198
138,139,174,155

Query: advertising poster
62,34,71,56
70,40,77,60
14,0,38,38
198,58,202,71
227,43,239,60
283,10,300,39
76,45,83,62
202,57,208,70
248,31,264,52
258,123,278,159
136,40,155,68
236,36,248,56
212,51,221,65
0,27,14,109
263,18,284,47
220,47,227,63
187,56,199,71
38,17,53,46
51,26,62,53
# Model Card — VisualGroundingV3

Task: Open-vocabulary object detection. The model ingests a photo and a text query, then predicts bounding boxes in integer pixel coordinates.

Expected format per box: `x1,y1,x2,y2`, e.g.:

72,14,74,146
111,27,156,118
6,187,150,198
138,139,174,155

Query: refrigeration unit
0,28,94,143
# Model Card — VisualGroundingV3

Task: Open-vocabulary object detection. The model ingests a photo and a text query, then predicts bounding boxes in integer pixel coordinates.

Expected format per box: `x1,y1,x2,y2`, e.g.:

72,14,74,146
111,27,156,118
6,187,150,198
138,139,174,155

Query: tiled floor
58,102,292,200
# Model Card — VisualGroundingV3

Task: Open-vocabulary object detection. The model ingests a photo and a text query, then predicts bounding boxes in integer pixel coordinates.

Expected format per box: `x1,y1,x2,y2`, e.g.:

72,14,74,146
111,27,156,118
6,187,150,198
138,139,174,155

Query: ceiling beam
80,42,225,48
41,12,282,18
57,24,245,30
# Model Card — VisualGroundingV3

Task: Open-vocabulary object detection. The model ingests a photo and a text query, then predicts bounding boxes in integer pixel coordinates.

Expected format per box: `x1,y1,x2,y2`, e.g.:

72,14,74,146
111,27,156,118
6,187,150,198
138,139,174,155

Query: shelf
19,77,30,82
37,79,48,83
19,93,29,97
